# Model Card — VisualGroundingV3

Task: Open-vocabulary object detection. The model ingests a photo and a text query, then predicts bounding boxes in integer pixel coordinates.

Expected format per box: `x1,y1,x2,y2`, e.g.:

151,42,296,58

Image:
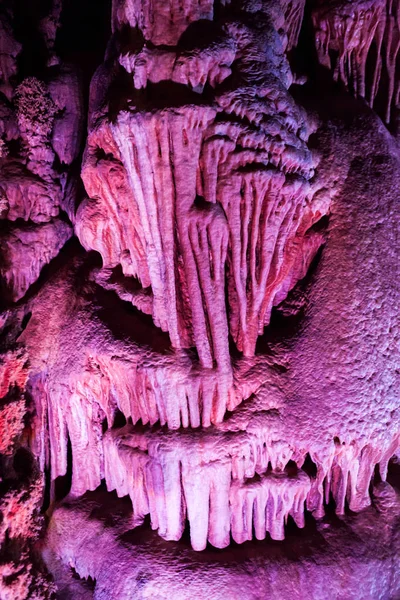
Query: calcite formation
77,0,324,373
1,0,400,598
43,482,400,599
312,0,400,124
0,37,81,304
1,220,72,301
0,347,55,599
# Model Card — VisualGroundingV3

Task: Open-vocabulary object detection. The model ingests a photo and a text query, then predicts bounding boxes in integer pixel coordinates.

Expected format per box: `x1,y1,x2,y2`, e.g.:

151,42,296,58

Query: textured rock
44,482,400,600
311,0,400,123
48,67,84,166
76,0,327,368
281,0,306,49
0,3,82,597
102,426,312,549
0,349,28,403
0,220,72,302
0,0,400,597
0,163,62,223
0,11,21,101
0,340,54,600
0,68,81,303
22,93,400,555
112,0,215,45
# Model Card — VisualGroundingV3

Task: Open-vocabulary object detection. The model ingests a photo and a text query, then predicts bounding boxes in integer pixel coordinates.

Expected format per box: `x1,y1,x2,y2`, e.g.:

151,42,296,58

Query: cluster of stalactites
111,0,216,45
280,0,306,50
102,428,399,550
35,388,399,552
78,109,321,366
77,0,324,368
111,0,305,48
312,0,400,124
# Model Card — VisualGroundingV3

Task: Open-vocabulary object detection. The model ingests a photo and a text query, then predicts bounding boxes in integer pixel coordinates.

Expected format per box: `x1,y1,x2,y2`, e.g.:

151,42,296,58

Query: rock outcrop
0,12,82,307
1,0,400,598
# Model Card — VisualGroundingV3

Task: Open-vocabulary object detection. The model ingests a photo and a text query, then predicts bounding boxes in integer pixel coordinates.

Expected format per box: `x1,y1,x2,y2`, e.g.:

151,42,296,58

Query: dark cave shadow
93,283,172,354
255,241,326,355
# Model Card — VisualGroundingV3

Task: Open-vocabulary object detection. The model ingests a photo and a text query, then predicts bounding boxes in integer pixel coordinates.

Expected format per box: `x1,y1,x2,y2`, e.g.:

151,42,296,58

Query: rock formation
312,0,400,124
1,0,400,598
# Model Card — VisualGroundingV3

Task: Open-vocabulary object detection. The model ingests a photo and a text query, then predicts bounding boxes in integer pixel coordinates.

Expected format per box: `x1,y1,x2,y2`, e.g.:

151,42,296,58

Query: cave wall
0,1,400,598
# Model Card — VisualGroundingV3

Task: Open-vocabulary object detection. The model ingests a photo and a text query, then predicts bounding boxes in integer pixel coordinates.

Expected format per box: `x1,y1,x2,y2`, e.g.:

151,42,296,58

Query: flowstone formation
0,0,400,599
312,0,400,124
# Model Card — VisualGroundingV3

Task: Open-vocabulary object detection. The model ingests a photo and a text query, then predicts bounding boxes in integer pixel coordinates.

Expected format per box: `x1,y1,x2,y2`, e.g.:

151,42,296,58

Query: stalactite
98,425,400,550
75,0,326,366
280,0,306,50
2,1,400,595
312,0,400,124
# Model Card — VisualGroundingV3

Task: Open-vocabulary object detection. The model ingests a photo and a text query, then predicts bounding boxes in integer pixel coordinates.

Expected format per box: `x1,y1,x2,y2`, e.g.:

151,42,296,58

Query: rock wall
312,0,400,124
0,0,400,598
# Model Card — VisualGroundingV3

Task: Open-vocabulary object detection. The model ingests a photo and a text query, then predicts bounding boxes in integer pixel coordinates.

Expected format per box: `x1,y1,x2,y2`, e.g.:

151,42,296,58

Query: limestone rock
0,219,72,302
1,0,400,598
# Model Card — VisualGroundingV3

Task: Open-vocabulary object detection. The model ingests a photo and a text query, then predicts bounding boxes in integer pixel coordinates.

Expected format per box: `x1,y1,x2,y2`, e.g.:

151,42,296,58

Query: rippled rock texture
1,0,400,598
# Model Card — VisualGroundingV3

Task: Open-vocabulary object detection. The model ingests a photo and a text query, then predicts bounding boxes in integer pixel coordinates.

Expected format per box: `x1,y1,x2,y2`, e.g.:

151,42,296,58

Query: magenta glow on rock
0,1,400,599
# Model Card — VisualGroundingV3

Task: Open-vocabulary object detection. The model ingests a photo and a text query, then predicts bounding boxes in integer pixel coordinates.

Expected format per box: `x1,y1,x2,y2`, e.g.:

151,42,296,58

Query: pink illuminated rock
0,163,63,222
112,0,215,45
0,12,21,101
0,219,72,301
311,0,400,123
0,7,83,597
119,40,236,91
39,0,63,67
102,425,313,550
1,0,400,597
22,98,400,558
76,0,326,367
9,0,393,561
0,340,54,599
48,67,84,166
14,78,57,173
0,349,28,410
44,481,400,599
281,0,306,49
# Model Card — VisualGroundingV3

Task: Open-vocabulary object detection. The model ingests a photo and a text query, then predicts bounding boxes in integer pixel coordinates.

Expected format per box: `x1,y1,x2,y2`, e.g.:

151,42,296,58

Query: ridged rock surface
0,220,72,301
76,0,326,368
22,80,400,556
0,0,400,598
312,0,400,124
